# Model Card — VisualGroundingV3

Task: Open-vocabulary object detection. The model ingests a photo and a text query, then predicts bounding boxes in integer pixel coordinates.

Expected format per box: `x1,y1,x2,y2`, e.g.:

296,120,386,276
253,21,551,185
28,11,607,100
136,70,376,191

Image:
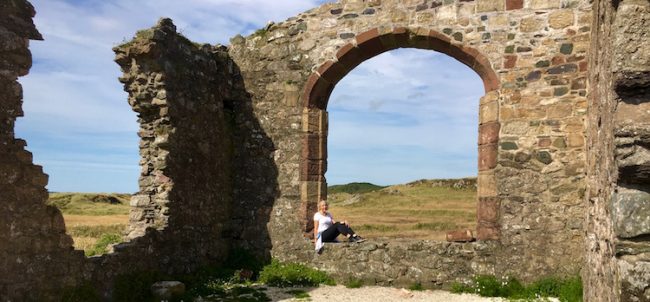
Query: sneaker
354,236,365,243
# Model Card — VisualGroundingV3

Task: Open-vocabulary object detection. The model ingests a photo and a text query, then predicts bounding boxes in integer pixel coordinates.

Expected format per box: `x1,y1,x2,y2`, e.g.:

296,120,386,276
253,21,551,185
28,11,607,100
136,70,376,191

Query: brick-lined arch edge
299,27,501,241
302,27,500,110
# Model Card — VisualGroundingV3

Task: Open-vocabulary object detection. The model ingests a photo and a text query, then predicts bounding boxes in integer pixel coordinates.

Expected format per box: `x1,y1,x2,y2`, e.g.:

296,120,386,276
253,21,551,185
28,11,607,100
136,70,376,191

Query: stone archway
2,0,599,298
299,27,501,241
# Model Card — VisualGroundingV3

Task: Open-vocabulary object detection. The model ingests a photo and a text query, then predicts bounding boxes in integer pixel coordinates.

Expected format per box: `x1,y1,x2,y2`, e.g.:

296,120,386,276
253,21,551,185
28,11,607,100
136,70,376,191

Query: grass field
48,178,476,255
47,193,130,256
327,179,476,240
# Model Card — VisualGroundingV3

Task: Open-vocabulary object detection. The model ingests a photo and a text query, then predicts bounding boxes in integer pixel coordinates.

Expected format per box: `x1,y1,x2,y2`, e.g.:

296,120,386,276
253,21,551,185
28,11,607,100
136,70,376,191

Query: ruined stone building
0,0,648,300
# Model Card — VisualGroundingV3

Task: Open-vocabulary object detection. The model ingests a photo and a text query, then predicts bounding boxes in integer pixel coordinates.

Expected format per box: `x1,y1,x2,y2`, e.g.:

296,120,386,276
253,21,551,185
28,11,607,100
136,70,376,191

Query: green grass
258,260,335,288
408,282,425,291
48,193,130,216
450,275,583,302
112,256,333,301
356,224,398,232
86,233,122,257
343,278,363,289
413,222,459,231
328,179,477,240
328,182,386,194
68,224,126,238
285,289,310,299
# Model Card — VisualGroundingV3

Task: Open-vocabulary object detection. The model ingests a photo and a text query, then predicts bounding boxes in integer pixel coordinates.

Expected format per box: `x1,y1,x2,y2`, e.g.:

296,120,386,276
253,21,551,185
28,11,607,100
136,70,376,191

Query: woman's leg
321,225,341,242
333,222,356,236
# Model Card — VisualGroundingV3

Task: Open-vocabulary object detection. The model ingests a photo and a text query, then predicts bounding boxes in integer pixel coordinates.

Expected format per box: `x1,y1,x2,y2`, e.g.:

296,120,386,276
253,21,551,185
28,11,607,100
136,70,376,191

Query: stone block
520,17,544,32
618,259,650,301
504,55,517,69
336,43,363,72
479,122,500,145
151,281,186,301
300,159,327,181
302,108,328,133
302,73,333,109
301,133,327,160
283,83,300,107
130,195,152,207
613,188,650,238
480,91,499,105
480,101,498,123
506,0,524,10
615,102,650,127
478,171,497,197
476,224,500,240
549,10,574,29
567,132,584,148
479,143,498,171
478,197,500,224
476,0,505,12
356,28,385,61
317,60,349,85
446,229,475,242
526,0,560,9
612,3,650,76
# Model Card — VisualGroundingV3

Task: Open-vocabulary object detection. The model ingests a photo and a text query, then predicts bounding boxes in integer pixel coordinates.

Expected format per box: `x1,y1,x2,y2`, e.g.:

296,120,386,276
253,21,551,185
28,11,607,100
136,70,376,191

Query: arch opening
300,27,501,241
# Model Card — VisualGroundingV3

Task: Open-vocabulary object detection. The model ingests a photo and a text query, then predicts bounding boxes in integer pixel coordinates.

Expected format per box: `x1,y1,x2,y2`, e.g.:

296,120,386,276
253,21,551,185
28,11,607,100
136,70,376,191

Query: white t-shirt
314,212,333,233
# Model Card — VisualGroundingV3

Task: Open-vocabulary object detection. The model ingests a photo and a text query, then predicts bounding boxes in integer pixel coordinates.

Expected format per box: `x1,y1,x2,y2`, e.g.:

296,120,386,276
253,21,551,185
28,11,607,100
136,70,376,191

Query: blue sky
17,0,482,192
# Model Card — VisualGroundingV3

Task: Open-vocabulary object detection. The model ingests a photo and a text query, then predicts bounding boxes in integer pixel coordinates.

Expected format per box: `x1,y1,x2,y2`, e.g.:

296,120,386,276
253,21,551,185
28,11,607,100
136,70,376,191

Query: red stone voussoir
478,143,498,171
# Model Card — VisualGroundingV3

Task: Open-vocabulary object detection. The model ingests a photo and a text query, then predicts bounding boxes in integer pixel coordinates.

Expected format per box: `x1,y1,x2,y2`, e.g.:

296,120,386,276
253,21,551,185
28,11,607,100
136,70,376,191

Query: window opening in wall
325,48,483,241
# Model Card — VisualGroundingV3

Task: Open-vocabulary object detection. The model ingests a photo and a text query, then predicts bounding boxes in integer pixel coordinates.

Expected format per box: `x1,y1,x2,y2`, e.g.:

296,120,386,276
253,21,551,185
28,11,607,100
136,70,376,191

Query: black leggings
321,222,356,242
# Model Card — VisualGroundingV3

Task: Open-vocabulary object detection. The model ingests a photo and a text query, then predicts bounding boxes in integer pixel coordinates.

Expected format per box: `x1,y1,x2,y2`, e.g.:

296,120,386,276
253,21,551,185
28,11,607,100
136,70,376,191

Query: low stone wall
309,240,498,288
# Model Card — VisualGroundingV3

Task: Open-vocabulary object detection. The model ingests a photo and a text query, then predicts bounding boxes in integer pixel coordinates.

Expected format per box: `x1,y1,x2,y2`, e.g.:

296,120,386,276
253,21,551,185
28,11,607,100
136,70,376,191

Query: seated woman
313,199,364,251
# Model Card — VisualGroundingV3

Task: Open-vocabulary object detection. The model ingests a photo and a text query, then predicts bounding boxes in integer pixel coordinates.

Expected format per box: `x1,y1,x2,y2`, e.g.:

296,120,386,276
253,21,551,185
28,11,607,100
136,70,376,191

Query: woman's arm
313,219,319,243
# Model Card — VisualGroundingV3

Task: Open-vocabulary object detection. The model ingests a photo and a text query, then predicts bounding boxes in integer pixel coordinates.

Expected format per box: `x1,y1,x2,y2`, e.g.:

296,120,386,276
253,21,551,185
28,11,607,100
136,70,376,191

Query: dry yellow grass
328,183,476,241
63,214,130,227
48,193,131,255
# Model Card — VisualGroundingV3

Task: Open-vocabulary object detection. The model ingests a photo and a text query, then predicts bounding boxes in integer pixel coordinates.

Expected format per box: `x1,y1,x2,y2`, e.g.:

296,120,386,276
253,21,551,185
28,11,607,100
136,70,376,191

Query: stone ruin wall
1,0,649,300
0,1,87,299
585,0,650,301
227,0,592,283
0,5,243,300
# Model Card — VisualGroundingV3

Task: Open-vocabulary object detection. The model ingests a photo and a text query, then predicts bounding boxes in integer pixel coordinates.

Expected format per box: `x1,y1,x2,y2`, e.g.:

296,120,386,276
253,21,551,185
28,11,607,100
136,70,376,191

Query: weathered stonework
585,0,650,301
1,14,245,300
227,0,591,283
0,1,86,300
2,0,649,300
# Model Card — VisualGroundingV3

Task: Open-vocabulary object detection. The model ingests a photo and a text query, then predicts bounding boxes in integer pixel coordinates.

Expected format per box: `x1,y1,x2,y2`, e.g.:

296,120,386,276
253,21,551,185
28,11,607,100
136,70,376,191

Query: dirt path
264,285,507,302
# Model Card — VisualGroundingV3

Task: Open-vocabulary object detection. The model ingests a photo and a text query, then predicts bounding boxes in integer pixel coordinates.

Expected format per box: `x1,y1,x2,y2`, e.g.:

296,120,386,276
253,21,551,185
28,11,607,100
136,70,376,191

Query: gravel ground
264,285,507,302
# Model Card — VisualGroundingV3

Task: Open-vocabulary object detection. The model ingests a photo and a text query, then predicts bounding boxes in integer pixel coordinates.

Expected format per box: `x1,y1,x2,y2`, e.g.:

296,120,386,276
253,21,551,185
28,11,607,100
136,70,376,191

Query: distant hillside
47,193,131,216
327,178,477,240
328,182,387,194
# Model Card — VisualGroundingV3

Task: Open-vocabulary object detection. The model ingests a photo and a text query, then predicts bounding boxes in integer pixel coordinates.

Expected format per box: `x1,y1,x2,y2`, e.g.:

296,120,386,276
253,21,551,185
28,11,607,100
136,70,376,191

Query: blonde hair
318,199,328,207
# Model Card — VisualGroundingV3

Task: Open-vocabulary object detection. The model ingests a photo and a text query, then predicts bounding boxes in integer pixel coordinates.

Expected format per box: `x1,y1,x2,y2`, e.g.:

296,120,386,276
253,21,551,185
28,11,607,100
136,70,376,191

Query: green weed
85,233,122,256
450,275,582,302
258,260,335,287
343,277,363,288
285,289,310,299
408,282,425,291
